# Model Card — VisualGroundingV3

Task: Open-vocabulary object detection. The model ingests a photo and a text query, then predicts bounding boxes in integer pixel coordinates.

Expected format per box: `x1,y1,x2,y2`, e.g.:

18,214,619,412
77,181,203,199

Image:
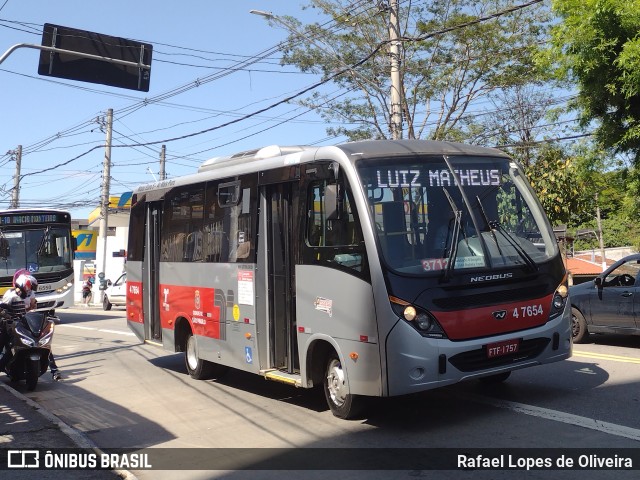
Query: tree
476,85,568,168
565,143,640,249
547,0,640,161
277,0,553,141
523,144,588,225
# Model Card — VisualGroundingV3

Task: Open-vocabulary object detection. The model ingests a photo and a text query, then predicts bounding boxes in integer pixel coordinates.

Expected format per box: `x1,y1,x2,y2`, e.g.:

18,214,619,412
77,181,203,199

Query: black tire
323,352,366,419
26,359,39,391
478,371,511,384
184,332,228,380
103,295,112,311
571,307,589,343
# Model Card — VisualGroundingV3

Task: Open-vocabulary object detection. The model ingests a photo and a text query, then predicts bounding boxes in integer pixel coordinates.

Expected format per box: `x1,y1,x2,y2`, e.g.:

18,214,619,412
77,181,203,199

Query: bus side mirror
72,236,78,251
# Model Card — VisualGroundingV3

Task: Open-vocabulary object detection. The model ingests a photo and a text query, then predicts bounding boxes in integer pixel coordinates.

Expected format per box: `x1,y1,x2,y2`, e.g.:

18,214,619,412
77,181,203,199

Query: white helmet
15,274,37,298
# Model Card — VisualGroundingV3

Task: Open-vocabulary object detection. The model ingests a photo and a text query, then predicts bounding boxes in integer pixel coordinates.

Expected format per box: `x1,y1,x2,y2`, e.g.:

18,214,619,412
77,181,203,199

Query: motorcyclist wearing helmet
0,273,62,381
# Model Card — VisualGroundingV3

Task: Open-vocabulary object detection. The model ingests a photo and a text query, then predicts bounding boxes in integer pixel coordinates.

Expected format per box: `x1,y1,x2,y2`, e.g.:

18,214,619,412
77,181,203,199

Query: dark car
570,253,640,343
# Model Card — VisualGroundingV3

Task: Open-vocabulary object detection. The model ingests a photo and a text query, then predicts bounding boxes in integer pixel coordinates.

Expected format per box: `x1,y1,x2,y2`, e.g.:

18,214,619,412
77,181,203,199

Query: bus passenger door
143,203,162,342
266,183,298,373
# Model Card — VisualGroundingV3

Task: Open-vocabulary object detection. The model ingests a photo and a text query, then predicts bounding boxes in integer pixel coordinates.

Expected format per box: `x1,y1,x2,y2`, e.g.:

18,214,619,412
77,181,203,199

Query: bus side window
202,181,255,264
161,187,205,262
305,180,367,276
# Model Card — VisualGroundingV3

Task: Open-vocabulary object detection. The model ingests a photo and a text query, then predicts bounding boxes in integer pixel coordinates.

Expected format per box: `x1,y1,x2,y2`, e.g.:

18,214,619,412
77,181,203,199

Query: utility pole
159,144,166,180
595,192,606,271
10,145,22,208
96,108,113,304
389,0,403,140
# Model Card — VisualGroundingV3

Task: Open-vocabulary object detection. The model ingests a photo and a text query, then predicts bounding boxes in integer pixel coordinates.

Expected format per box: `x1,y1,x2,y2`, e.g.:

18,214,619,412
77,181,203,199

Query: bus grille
36,301,57,309
448,337,550,372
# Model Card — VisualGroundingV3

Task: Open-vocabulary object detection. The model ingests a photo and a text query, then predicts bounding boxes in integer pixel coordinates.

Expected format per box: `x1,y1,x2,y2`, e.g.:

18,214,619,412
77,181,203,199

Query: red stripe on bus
126,281,143,324
126,282,222,339
158,284,222,339
433,294,554,340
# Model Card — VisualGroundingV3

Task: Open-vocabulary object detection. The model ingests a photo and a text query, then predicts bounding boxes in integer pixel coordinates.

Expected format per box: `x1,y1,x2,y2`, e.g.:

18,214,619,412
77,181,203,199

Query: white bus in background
0,209,75,311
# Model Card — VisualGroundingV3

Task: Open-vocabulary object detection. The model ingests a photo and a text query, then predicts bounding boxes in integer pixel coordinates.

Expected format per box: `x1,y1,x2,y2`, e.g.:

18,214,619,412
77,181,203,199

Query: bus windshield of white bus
358,155,558,276
0,226,73,276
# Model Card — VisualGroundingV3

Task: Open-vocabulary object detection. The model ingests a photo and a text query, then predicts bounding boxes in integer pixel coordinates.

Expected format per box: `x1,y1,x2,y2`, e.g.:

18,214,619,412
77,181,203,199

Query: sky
0,1,343,221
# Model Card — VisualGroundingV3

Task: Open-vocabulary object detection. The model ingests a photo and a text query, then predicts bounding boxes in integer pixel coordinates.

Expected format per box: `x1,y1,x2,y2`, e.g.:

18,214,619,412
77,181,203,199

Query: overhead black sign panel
38,23,152,92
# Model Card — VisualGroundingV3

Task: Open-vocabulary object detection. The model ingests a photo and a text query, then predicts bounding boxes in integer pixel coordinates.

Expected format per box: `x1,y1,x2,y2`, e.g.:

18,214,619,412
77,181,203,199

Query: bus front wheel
323,352,365,419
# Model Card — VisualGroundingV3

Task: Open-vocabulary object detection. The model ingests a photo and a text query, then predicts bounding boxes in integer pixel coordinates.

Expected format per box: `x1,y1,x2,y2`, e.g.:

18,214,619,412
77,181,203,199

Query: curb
0,381,138,479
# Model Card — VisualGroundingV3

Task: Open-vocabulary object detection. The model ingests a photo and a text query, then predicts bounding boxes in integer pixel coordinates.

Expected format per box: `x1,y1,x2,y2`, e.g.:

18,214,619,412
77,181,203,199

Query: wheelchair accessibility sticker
245,346,253,364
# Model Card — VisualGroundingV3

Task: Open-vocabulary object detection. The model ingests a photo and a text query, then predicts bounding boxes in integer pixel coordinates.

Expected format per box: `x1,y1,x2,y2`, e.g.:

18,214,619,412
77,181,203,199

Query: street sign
38,23,152,92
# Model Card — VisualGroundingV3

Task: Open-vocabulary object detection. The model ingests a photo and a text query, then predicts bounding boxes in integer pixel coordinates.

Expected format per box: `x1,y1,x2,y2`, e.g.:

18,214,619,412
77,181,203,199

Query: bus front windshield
0,227,73,276
357,155,558,276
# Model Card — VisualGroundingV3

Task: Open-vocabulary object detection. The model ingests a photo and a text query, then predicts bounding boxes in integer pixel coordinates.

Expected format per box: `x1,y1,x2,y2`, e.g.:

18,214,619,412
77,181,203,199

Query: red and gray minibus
126,140,572,418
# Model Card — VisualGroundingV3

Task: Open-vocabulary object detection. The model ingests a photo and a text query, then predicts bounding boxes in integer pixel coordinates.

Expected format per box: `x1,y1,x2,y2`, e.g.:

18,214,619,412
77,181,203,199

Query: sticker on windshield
421,258,449,271
421,256,485,271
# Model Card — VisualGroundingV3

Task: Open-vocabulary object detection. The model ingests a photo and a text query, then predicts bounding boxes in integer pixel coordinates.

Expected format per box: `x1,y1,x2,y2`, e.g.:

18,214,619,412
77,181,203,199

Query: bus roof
334,139,510,159
0,208,71,215
133,140,511,195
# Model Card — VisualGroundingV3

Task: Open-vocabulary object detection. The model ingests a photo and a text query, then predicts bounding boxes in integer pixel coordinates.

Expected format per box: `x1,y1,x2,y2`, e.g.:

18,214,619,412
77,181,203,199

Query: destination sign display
375,168,502,188
0,212,69,225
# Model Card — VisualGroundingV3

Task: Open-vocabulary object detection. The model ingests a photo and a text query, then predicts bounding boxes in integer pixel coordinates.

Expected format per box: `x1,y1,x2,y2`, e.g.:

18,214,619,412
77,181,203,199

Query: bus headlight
549,279,568,319
390,296,446,338
403,306,417,321
415,313,432,330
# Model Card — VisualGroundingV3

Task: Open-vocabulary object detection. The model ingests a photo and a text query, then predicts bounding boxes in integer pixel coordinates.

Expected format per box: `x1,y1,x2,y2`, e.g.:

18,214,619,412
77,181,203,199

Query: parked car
103,272,126,311
570,254,640,343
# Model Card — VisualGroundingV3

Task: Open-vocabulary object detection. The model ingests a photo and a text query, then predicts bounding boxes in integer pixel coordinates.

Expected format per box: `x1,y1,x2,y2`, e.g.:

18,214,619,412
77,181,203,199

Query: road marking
464,393,640,442
57,324,135,337
461,350,640,441
99,328,135,336
573,350,640,364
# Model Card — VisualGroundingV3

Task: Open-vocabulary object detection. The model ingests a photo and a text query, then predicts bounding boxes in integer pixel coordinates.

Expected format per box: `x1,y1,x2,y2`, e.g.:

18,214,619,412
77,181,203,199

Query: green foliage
548,0,640,160
550,142,640,249
523,145,588,225
278,0,552,141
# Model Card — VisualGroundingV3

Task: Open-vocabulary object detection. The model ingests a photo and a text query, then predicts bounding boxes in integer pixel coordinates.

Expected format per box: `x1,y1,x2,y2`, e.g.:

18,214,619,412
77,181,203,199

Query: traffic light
98,272,108,290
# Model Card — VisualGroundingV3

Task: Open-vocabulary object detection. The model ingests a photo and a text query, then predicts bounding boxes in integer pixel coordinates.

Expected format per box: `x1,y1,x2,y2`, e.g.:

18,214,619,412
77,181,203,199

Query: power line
5,0,558,193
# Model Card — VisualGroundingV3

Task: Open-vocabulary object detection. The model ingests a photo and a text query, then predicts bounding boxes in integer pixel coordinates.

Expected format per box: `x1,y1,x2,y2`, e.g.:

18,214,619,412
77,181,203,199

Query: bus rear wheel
184,332,228,380
323,352,365,419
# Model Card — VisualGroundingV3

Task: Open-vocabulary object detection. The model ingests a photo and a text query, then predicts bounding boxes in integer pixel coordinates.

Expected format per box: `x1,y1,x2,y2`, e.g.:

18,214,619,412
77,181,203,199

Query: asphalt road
10,307,640,480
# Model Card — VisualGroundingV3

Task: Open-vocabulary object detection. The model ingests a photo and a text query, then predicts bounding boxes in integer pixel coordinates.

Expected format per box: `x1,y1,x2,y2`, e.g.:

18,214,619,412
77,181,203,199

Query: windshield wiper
442,188,462,281
475,195,538,272
0,228,8,262
37,226,51,260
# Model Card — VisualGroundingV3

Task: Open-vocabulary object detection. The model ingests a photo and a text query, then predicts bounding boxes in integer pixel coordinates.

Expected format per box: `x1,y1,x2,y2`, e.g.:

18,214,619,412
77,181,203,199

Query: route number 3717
513,304,543,318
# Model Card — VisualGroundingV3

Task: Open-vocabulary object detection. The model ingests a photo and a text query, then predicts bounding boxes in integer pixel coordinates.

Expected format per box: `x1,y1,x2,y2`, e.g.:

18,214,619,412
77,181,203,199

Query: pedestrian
82,276,94,306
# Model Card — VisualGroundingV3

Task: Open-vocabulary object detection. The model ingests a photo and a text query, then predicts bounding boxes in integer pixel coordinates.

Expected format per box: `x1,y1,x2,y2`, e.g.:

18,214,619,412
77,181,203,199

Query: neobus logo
470,273,513,283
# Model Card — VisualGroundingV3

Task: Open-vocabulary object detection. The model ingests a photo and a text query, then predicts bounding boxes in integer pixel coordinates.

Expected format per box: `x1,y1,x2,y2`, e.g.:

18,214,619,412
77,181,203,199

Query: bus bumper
385,303,572,397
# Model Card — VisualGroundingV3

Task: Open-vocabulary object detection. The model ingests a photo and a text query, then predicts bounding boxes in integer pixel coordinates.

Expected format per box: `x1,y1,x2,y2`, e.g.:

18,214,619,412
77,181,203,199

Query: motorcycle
0,300,56,391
